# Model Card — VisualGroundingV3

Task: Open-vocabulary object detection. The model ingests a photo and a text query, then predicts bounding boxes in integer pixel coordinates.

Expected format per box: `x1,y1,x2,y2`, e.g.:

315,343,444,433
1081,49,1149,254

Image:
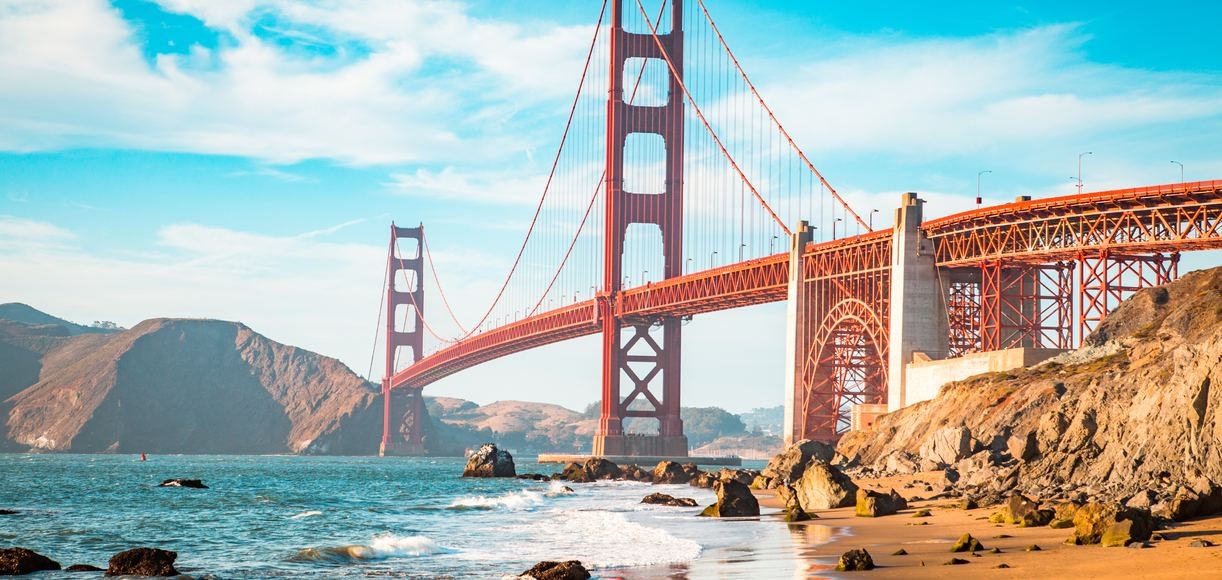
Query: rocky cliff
2,313,381,455
837,266,1222,505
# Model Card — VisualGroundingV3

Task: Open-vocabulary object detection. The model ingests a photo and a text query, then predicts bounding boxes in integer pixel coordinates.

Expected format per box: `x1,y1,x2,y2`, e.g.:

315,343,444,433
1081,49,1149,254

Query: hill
0,303,116,336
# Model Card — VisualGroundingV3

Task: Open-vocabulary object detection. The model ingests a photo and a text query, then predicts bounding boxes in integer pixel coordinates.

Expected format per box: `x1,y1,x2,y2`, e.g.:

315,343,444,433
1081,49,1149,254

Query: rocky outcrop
557,458,621,483
3,317,382,455
760,439,834,485
837,268,1222,511
1070,503,1153,547
641,493,698,507
105,548,179,577
699,478,759,517
834,549,874,572
65,564,103,572
521,560,591,580
0,547,61,575
793,460,858,510
950,533,984,553
462,444,515,478
652,461,693,484
856,488,907,517
158,478,207,489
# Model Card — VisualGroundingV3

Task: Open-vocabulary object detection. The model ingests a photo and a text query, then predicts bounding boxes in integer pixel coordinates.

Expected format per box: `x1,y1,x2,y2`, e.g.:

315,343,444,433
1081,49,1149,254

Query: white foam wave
289,510,322,520
546,481,574,496
290,534,449,563
449,490,546,511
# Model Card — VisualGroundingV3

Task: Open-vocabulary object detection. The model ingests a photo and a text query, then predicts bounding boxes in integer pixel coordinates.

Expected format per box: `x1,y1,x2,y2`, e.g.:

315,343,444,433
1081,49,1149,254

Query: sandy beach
756,474,1222,579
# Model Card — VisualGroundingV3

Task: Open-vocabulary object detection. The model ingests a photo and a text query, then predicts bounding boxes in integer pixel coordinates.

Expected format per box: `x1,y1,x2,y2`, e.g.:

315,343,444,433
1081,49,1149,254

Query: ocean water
0,454,835,578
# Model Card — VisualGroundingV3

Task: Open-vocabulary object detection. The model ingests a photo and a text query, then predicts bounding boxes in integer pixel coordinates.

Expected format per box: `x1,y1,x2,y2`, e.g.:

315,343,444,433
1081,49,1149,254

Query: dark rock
620,464,653,482
0,510,18,516
521,560,591,580
698,479,759,518
1188,539,1215,548
157,478,208,489
944,558,970,565
1025,544,1041,551
949,533,984,553
1164,482,1222,522
105,548,178,577
462,444,515,478
762,439,835,485
1048,502,1080,529
912,508,931,517
834,548,875,572
0,547,61,575
856,488,907,517
641,493,698,507
1002,493,1041,525
995,563,1011,569
891,548,909,556
751,475,774,489
959,497,979,510
990,547,1002,554
652,461,692,484
793,460,858,510
716,468,757,486
517,473,551,481
1127,541,1149,549
1070,503,1153,546
66,564,104,572
689,472,716,489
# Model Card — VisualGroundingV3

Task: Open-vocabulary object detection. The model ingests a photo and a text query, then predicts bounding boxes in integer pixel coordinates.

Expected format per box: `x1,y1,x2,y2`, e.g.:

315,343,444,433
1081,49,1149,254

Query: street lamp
770,235,778,254
686,257,693,273
709,250,718,267
641,269,648,284
833,217,843,239
1171,160,1184,183
976,170,992,206
739,242,747,261
1077,152,1092,194
869,209,879,230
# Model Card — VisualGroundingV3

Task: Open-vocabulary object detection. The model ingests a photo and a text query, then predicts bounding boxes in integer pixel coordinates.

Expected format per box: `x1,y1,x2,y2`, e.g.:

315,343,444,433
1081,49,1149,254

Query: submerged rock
65,564,103,572
106,548,178,577
620,464,653,482
641,493,698,507
834,548,874,571
699,479,759,517
0,547,61,575
521,560,591,580
517,473,551,481
462,444,515,478
158,478,208,489
793,460,858,510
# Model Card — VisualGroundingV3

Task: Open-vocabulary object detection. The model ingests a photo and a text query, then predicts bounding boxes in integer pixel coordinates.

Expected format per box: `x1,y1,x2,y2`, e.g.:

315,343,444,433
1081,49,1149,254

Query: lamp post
1172,160,1184,183
641,269,648,284
833,217,843,240
770,235,778,254
686,257,693,273
709,250,718,268
868,209,879,230
1077,152,1092,194
739,242,746,261
976,170,992,206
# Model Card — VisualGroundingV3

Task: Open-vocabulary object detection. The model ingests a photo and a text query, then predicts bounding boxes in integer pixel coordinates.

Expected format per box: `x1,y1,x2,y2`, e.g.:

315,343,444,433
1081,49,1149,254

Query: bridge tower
593,0,688,457
381,223,427,456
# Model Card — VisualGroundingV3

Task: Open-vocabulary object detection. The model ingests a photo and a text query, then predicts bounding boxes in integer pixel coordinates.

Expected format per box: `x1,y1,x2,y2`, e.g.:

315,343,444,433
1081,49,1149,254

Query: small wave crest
289,534,448,563
448,489,546,511
289,510,322,520
546,481,574,496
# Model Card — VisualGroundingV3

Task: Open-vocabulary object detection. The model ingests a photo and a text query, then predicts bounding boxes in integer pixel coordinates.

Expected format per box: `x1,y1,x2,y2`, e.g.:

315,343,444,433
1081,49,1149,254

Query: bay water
0,454,834,578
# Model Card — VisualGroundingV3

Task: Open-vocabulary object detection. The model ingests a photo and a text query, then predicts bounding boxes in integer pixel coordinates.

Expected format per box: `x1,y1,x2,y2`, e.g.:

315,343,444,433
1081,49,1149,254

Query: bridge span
374,0,1222,456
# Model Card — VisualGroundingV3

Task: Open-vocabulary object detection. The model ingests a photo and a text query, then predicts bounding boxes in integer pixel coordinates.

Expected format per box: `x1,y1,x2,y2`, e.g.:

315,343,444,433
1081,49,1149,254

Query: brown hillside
4,318,381,454
837,266,1222,503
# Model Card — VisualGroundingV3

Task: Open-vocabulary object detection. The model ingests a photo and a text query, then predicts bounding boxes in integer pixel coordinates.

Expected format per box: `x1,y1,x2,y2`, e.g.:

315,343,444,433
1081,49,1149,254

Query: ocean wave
289,534,449,563
448,489,546,511
289,510,322,520
546,481,574,496
470,510,702,569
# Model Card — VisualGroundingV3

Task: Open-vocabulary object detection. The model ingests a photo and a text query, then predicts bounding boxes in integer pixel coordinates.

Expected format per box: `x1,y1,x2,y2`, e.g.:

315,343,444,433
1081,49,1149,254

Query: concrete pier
886,193,949,411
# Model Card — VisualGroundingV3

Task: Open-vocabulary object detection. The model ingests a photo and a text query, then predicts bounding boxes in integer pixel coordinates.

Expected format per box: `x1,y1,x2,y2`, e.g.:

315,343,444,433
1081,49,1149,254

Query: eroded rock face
793,460,858,510
1070,503,1153,547
856,488,907,517
521,560,591,580
834,549,874,571
641,493,698,507
761,439,834,485
106,547,178,577
0,547,61,575
836,268,1222,510
699,478,759,517
462,444,515,478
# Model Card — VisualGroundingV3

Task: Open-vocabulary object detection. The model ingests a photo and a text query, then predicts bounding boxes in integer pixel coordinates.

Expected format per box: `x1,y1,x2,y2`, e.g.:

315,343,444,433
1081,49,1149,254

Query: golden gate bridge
372,0,1222,457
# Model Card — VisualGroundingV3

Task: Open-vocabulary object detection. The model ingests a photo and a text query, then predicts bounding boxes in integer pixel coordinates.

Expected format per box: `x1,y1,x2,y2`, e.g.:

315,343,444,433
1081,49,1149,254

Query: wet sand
764,473,1222,579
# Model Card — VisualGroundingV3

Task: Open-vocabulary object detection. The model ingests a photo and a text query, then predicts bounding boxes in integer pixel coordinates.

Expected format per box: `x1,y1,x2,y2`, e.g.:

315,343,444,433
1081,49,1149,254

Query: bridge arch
798,298,889,442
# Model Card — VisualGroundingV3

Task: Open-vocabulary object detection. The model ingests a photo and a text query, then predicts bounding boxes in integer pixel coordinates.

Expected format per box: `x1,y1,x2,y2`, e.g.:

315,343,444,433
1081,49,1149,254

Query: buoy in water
140,453,147,461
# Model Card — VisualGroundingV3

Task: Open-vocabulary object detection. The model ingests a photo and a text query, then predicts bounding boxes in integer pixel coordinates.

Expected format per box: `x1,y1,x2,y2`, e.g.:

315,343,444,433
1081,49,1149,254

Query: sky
1,0,1220,414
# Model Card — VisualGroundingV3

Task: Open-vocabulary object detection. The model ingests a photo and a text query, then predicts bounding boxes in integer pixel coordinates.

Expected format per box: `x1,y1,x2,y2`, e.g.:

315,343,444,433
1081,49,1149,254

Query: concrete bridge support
886,193,949,411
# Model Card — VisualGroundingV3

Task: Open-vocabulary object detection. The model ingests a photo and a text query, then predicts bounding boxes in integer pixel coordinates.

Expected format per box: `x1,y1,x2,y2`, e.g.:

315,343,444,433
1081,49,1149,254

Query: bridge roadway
390,180,1222,392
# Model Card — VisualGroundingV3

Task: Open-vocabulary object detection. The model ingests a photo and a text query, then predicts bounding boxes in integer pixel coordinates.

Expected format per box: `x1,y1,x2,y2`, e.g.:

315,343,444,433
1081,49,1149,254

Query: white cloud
0,214,75,241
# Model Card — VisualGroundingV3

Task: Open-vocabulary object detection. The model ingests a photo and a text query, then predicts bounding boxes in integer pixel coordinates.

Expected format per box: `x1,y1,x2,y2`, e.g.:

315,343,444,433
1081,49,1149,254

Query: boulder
65,564,104,572
834,548,875,572
1003,494,1051,527
0,510,18,516
157,478,208,489
689,472,716,489
1006,430,1038,461
950,533,984,553
106,548,179,577
1070,503,1153,546
582,458,621,480
716,468,757,486
641,493,698,507
521,560,591,580
517,473,551,481
652,461,692,484
793,460,858,510
0,548,61,575
462,444,515,478
750,475,774,489
1048,502,1080,529
698,479,759,518
919,427,973,467
855,488,907,517
883,451,920,475
1163,481,1222,521
761,439,835,484
621,464,653,482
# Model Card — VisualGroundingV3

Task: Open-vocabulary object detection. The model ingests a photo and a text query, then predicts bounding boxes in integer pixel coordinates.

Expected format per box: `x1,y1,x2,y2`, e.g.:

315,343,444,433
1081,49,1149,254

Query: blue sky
2,0,1220,413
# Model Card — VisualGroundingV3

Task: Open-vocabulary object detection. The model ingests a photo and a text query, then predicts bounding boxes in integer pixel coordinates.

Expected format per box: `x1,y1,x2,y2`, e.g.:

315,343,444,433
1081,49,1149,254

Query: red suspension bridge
375,0,1222,456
